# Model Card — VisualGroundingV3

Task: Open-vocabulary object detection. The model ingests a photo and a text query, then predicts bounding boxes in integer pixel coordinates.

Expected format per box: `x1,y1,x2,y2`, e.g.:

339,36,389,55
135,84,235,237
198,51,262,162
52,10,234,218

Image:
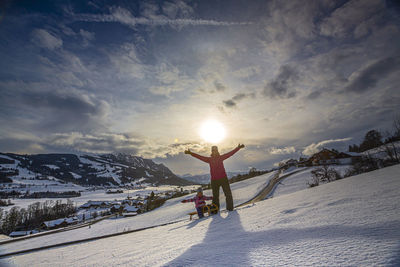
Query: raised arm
185,149,210,163
181,197,195,203
221,144,244,160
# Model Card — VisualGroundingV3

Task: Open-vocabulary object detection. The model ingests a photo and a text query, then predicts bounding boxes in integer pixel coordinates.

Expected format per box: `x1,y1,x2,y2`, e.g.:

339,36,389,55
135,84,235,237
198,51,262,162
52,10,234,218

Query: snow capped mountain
0,152,195,186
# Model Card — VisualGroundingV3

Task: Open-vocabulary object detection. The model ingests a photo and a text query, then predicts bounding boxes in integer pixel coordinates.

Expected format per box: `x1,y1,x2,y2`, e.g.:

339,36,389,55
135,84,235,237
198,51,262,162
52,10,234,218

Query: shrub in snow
308,165,342,187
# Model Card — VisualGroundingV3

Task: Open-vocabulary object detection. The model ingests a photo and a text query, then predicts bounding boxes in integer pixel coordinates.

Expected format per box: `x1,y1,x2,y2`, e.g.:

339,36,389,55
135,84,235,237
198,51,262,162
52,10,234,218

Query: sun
199,119,226,144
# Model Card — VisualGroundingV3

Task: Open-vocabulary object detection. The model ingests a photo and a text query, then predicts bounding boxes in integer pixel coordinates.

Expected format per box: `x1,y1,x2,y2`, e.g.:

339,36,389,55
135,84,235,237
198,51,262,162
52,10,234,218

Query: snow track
237,168,309,207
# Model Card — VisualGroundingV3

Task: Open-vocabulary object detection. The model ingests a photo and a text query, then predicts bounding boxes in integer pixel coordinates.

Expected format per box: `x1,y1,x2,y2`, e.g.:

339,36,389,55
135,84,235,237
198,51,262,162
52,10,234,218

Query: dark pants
196,207,204,218
211,177,233,211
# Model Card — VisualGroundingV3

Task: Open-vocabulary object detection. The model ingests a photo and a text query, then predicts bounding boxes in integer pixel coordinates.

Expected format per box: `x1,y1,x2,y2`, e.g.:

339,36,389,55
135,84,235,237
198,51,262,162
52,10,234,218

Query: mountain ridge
0,152,195,186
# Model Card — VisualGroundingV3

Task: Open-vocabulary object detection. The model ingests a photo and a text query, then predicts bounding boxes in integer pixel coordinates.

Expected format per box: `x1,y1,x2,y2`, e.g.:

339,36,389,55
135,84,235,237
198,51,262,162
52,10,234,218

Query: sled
188,204,219,220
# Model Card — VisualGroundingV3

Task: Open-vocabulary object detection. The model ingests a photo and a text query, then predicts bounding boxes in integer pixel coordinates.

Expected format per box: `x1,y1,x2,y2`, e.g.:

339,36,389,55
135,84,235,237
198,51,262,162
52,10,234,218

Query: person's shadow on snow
164,209,400,266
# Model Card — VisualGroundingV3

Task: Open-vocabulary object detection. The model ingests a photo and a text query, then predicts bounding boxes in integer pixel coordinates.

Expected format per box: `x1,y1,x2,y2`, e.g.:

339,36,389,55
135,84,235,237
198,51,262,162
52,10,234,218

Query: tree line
349,116,400,154
0,200,76,235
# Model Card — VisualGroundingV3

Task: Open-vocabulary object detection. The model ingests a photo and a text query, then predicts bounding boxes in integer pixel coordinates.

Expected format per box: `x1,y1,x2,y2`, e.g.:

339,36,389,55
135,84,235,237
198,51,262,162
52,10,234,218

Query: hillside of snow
1,165,399,266
270,165,351,199
0,171,277,256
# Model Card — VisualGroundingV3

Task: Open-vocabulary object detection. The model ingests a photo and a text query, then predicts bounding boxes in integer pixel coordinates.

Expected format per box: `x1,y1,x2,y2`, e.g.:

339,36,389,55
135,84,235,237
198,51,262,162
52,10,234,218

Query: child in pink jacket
181,188,212,218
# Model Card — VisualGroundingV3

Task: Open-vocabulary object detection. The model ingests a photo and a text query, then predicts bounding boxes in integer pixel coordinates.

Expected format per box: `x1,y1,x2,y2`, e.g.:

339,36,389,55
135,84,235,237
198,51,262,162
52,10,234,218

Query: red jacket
190,147,240,180
182,195,213,208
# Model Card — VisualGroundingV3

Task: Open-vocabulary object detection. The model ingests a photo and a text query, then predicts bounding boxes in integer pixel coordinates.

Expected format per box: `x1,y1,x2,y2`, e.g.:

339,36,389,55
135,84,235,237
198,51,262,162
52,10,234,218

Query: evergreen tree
359,130,383,152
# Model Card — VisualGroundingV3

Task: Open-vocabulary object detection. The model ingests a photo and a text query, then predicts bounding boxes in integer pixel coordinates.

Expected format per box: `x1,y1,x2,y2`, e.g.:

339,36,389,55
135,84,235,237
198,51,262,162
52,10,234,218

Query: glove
184,149,192,155
238,144,245,149
181,200,187,203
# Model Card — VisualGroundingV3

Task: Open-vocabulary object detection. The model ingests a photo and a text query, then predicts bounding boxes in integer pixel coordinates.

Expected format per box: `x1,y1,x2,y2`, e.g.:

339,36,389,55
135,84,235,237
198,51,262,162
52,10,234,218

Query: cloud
320,0,385,39
108,43,146,80
45,132,143,154
31,29,63,50
258,1,328,59
45,132,208,159
162,0,194,19
269,146,296,155
148,63,192,96
263,65,299,99
79,29,95,47
0,80,109,133
214,80,226,92
344,56,400,93
232,66,261,79
303,138,352,156
222,93,255,108
74,6,251,29
223,99,236,108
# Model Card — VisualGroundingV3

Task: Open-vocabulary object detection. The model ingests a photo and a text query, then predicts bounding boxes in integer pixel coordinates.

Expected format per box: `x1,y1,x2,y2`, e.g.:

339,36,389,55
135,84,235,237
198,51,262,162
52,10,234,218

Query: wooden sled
188,203,219,220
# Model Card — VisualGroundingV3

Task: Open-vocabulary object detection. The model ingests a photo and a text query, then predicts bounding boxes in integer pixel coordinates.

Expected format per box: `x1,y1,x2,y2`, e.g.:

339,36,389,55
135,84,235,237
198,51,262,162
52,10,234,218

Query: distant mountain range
180,171,248,185
0,152,195,186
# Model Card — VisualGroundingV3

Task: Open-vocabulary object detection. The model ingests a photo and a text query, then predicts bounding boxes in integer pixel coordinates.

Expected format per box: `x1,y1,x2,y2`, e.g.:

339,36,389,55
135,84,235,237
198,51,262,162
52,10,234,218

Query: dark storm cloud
344,56,400,93
263,65,299,99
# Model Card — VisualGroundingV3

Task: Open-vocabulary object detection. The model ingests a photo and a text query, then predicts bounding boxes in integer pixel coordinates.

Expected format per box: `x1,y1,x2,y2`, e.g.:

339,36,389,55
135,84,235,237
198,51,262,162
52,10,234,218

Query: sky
0,0,399,175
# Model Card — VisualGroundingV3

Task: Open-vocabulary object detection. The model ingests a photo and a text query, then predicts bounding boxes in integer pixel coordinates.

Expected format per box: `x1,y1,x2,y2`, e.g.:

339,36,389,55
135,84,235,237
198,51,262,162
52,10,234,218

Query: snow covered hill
0,152,193,187
1,165,399,266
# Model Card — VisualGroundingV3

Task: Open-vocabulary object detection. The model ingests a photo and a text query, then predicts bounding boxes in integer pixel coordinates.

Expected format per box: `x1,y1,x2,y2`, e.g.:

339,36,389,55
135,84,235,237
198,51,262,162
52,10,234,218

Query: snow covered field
0,171,277,257
1,165,399,266
270,165,351,198
1,184,200,213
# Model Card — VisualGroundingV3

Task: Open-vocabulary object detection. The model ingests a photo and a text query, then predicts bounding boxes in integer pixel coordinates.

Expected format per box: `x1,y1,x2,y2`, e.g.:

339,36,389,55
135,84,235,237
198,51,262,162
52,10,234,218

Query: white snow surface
1,166,400,266
0,172,276,256
271,165,351,198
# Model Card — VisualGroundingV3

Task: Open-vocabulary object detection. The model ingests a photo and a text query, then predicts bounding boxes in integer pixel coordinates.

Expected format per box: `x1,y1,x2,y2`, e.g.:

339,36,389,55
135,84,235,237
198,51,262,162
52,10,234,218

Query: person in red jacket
181,188,213,218
185,144,245,211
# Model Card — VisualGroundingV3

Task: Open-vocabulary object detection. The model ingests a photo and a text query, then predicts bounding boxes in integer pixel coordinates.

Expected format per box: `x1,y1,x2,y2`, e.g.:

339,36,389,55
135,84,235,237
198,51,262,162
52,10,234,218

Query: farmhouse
41,217,79,230
307,148,361,165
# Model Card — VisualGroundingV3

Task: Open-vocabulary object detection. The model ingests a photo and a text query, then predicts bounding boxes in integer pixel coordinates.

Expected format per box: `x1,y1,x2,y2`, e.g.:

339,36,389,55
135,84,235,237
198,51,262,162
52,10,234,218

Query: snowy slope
1,165,400,266
271,165,351,198
0,171,277,256
2,165,400,266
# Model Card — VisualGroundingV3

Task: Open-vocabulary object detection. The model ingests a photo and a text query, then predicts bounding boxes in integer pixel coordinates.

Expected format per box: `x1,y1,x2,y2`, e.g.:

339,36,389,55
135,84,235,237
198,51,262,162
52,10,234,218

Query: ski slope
2,166,400,266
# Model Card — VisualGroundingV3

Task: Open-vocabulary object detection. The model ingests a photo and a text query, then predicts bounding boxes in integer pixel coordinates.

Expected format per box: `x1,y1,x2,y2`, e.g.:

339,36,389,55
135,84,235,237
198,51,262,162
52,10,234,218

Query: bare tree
394,115,400,138
308,164,342,187
383,130,399,163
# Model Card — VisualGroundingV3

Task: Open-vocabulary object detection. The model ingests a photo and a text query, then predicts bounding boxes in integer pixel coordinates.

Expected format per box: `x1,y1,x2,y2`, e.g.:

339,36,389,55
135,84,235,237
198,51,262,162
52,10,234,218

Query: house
122,205,139,217
307,148,339,165
9,230,38,237
80,201,110,209
41,217,79,230
307,148,362,165
279,159,298,170
110,204,123,214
